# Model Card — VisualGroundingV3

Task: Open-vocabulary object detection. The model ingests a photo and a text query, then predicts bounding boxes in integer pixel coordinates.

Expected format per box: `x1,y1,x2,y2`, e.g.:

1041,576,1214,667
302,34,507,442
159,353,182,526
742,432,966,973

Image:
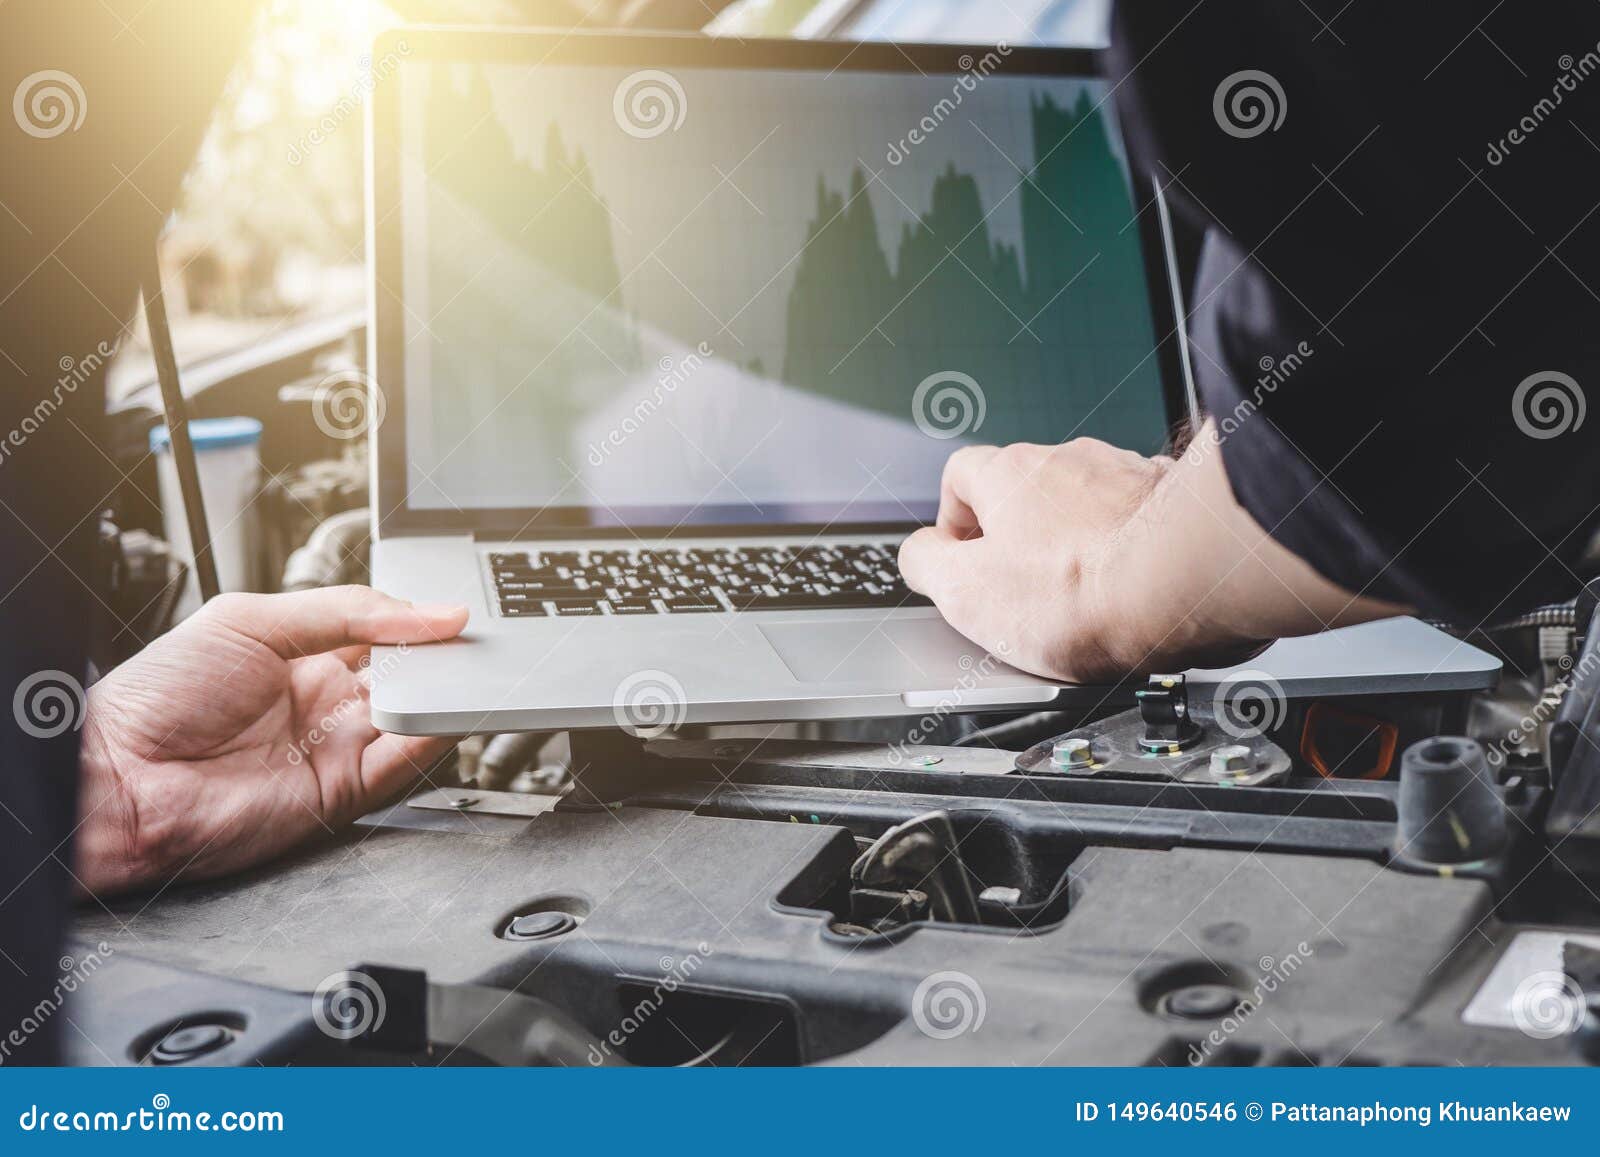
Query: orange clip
1299,702,1398,780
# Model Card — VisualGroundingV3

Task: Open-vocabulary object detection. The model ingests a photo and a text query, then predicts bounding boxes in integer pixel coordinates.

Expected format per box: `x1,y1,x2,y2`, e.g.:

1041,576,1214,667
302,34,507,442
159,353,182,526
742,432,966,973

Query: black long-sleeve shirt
1111,0,1600,625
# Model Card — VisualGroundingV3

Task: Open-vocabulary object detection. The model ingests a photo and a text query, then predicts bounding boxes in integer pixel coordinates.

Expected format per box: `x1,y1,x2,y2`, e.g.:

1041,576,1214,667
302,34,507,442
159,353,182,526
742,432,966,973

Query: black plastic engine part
1393,737,1508,866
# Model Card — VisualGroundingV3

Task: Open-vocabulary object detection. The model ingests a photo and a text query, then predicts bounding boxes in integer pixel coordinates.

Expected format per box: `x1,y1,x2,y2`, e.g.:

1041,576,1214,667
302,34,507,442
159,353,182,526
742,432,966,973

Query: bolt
1210,744,1253,777
449,795,478,809
1052,737,1093,769
913,754,943,767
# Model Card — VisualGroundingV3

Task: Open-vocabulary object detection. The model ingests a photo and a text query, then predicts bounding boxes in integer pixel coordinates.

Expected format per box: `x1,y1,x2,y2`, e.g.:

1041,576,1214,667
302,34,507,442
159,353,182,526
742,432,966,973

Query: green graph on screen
782,90,1163,449
418,67,1166,463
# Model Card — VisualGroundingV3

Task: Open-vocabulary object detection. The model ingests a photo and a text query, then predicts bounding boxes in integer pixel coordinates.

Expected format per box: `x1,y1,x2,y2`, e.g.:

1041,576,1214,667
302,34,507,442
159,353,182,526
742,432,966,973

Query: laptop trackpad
759,618,1011,688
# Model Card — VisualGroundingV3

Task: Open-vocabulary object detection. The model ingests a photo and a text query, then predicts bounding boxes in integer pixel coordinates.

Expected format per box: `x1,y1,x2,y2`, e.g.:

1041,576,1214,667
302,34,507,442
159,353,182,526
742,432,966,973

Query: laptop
365,29,1499,736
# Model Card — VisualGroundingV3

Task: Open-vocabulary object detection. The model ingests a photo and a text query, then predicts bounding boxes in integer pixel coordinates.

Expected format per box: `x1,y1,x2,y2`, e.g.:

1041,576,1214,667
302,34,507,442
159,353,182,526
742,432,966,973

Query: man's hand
75,586,468,897
899,428,1404,683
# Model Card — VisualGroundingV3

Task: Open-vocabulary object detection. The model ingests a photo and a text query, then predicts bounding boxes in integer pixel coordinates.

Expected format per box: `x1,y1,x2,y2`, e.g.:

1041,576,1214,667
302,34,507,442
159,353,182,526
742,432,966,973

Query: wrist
1076,453,1260,679
1073,475,1187,680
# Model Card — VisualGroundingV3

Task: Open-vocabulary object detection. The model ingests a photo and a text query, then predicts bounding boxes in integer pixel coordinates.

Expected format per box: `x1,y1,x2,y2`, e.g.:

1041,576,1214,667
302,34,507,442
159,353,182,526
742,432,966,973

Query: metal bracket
1134,673,1202,752
407,787,563,819
1016,681,1292,788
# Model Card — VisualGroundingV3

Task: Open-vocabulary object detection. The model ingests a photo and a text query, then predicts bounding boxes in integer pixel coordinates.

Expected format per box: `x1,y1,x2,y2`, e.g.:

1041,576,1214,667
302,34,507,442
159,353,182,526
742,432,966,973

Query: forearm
1089,424,1408,673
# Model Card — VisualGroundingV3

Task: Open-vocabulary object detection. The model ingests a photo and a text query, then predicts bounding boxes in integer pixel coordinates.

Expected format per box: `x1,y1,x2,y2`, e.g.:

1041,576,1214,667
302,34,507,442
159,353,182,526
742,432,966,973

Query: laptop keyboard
488,542,932,618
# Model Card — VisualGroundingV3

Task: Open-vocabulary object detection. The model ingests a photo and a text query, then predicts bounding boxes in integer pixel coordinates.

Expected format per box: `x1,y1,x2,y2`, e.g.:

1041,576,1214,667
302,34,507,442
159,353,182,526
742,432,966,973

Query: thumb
202,586,469,659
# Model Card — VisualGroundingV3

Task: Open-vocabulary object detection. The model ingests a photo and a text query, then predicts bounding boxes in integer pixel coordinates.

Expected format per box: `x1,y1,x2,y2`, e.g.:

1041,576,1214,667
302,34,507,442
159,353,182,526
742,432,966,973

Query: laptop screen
394,55,1171,526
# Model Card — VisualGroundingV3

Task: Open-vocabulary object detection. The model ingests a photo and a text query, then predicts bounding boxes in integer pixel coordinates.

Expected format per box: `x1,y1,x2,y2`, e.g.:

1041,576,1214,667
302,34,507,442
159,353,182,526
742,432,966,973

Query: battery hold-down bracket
1015,673,1292,787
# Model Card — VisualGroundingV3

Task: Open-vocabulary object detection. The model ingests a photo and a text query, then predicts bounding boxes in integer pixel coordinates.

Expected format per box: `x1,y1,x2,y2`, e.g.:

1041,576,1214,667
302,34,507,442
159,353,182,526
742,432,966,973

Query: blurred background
101,0,1114,629
111,0,1112,409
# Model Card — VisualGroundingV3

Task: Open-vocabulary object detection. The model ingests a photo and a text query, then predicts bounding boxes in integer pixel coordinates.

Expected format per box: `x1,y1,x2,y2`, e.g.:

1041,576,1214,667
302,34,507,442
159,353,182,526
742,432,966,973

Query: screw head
1210,744,1253,777
1052,737,1093,769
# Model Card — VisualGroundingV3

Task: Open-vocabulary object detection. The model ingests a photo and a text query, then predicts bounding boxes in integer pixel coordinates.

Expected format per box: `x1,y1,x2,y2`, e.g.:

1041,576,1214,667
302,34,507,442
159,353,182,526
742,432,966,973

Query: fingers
203,586,469,660
328,644,373,673
350,733,460,824
900,527,1001,661
937,445,1000,537
899,525,980,604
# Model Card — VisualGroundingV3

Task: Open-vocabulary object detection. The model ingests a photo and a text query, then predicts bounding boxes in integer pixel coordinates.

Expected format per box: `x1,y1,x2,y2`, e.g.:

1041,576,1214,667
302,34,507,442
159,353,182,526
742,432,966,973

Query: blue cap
149,416,263,454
